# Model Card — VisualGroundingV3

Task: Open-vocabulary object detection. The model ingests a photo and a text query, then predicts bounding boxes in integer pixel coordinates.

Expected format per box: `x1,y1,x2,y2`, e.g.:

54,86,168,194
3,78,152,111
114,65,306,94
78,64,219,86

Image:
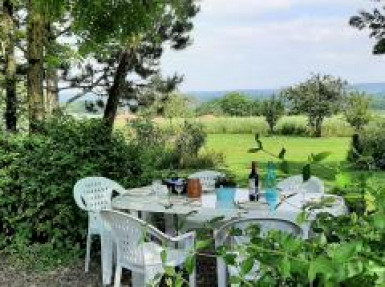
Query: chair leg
101,233,113,285
133,272,145,287
114,264,122,287
189,268,196,287
85,232,92,273
217,257,227,287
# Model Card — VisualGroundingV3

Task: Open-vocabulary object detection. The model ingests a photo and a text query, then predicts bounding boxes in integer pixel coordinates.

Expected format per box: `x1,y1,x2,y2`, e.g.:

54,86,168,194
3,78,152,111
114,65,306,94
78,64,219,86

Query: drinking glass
152,179,162,197
175,180,184,197
265,188,279,212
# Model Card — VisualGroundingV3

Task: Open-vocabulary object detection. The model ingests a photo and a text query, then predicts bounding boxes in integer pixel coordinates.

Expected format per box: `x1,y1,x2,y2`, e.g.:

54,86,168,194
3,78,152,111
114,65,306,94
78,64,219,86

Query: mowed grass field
205,134,385,188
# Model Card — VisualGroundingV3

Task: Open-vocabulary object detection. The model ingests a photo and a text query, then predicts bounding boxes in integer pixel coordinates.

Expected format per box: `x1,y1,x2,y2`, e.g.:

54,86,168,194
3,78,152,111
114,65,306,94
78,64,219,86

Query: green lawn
206,134,385,188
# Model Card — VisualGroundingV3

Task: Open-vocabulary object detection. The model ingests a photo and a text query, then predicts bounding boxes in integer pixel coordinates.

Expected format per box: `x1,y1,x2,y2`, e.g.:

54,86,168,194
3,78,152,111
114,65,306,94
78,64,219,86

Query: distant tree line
192,74,375,137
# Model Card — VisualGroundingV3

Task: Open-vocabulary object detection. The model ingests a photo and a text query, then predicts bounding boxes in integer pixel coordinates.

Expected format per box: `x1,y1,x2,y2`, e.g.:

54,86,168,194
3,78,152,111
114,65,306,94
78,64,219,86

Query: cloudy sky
160,0,384,92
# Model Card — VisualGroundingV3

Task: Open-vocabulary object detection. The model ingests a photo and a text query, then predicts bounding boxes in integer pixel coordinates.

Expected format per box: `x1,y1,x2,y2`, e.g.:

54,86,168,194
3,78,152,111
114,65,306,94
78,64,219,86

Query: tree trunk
3,0,17,132
314,117,323,137
103,50,133,130
45,68,59,115
44,22,59,116
27,0,45,132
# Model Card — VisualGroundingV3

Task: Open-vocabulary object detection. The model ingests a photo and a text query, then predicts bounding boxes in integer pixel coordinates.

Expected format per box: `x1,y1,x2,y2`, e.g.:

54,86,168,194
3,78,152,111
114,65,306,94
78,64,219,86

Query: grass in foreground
205,134,385,187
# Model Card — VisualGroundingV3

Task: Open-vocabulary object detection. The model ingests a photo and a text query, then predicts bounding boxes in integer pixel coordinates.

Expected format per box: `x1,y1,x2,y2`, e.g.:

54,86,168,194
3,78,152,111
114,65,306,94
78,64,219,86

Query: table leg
165,214,176,236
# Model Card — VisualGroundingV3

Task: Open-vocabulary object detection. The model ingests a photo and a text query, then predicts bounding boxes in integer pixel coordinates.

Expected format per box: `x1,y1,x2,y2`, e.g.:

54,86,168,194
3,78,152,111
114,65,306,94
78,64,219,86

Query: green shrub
348,120,385,169
276,116,308,136
0,116,147,255
129,118,215,170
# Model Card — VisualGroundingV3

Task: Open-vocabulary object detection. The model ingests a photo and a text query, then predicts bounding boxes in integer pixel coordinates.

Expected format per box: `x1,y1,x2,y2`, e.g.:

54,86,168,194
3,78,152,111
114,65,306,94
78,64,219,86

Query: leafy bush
0,116,147,256
343,91,372,131
129,118,216,170
348,120,385,169
275,117,308,136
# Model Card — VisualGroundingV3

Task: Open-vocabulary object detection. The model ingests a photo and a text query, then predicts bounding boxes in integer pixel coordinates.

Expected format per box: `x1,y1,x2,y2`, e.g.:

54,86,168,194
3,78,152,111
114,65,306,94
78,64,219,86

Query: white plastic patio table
103,188,347,286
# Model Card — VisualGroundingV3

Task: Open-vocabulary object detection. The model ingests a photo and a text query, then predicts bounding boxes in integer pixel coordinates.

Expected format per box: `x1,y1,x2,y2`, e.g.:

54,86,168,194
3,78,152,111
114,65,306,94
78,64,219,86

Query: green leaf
278,148,286,159
229,276,242,285
161,249,167,264
302,164,311,182
224,253,237,265
373,213,385,229
241,257,255,275
308,256,334,283
296,211,309,225
208,216,225,225
311,152,332,163
248,147,262,153
196,239,213,250
280,256,291,279
175,276,184,287
331,242,362,264
185,255,195,274
229,227,243,236
280,160,289,174
165,266,176,276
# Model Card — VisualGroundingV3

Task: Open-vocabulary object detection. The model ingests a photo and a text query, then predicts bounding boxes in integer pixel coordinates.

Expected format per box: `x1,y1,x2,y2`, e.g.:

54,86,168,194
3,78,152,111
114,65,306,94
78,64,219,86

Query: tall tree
262,95,285,134
344,91,372,131
27,0,45,131
219,92,252,116
282,74,346,137
2,0,17,131
37,0,199,130
350,1,385,54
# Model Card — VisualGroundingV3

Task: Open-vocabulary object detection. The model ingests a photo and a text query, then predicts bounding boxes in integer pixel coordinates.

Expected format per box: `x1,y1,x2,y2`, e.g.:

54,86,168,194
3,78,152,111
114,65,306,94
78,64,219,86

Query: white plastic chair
101,210,196,287
277,175,325,194
188,170,225,192
73,177,126,274
215,217,302,287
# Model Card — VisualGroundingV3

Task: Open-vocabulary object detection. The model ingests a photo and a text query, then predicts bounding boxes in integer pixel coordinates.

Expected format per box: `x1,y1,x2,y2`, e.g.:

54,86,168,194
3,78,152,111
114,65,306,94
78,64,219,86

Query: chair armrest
146,224,195,248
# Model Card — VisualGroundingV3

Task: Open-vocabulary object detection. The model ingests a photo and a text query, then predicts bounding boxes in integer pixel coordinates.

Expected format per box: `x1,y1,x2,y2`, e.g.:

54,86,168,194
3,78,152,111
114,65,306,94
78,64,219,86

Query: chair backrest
215,217,302,247
277,175,324,194
100,210,159,268
73,177,125,211
188,170,225,191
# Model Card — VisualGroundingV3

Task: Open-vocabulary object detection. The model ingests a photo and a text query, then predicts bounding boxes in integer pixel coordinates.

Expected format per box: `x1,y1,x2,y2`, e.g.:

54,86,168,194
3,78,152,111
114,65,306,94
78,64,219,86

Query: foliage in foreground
0,116,220,269
159,139,385,286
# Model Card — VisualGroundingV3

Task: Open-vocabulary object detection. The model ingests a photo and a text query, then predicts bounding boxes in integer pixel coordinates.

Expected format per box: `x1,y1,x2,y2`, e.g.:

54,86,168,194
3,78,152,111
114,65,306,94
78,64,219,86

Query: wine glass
265,188,279,213
175,180,184,197
152,179,162,198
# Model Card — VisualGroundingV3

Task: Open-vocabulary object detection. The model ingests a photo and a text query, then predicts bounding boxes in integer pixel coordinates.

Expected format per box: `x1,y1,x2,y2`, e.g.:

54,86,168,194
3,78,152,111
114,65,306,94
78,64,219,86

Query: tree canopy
350,0,385,54
282,74,347,137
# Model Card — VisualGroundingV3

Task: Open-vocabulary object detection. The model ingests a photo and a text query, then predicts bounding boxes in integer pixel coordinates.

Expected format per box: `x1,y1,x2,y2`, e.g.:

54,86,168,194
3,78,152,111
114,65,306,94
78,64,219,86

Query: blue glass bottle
265,161,279,212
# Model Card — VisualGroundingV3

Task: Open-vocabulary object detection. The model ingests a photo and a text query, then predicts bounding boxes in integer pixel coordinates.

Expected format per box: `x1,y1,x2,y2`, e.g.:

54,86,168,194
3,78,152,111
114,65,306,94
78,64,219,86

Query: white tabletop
112,188,347,220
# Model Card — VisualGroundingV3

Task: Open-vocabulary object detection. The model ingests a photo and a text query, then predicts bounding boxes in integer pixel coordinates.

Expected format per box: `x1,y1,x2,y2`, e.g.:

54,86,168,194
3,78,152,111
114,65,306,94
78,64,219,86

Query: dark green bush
277,122,308,136
129,118,215,169
348,121,385,169
0,116,148,254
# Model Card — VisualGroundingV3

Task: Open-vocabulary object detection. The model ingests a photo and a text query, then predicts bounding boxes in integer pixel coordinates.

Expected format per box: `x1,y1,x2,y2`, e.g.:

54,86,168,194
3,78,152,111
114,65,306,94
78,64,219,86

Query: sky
160,0,384,92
